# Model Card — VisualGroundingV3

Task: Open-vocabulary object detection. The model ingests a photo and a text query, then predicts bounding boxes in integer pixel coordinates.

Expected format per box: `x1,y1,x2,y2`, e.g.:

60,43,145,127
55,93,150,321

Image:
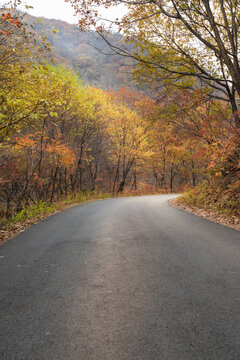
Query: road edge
169,198,240,232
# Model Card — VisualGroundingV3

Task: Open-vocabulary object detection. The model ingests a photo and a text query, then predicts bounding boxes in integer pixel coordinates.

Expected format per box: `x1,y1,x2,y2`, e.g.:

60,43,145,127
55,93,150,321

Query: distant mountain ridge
25,14,135,90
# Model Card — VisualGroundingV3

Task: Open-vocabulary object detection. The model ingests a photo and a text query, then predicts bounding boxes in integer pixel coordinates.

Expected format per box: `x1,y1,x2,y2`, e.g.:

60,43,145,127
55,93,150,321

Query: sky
0,0,127,25
24,0,78,24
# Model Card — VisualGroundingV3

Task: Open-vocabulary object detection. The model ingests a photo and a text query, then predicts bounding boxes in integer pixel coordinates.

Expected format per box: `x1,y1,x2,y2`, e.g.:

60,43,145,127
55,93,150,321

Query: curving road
0,194,240,360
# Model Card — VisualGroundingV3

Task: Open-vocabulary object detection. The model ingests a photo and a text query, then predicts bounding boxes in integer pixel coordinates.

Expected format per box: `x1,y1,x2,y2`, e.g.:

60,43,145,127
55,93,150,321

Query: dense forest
0,1,239,226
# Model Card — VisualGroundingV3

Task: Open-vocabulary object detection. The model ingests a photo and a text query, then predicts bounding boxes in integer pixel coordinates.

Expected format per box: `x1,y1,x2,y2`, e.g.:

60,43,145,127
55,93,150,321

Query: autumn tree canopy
0,1,239,221
66,0,240,125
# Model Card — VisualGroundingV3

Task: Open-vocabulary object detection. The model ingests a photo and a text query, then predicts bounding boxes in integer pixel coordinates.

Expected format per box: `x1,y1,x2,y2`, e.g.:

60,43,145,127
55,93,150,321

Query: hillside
25,14,135,90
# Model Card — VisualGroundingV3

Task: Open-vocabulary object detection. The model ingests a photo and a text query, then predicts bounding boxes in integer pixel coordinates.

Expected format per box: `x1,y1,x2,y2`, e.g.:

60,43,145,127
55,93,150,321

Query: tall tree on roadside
0,4,50,141
67,0,240,126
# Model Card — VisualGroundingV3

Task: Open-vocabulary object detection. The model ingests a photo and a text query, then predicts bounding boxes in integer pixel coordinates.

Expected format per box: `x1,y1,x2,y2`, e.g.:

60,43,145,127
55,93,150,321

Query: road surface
0,195,240,359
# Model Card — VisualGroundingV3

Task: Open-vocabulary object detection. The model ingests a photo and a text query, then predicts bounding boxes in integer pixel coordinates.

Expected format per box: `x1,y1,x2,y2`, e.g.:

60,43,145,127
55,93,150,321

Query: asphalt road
0,194,240,360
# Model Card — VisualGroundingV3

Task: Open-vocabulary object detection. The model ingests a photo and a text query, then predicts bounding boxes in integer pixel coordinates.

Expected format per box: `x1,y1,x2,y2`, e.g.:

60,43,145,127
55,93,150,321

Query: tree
67,0,240,126
0,4,51,142
105,99,151,193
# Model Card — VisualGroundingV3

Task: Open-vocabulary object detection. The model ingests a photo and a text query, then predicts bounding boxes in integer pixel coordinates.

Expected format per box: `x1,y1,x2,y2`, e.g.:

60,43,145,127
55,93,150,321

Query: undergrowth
178,176,240,218
2,191,111,229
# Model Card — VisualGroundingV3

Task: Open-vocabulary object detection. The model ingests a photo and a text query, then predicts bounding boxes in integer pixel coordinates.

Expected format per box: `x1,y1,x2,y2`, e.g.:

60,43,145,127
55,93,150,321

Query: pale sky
24,0,78,24
0,0,126,25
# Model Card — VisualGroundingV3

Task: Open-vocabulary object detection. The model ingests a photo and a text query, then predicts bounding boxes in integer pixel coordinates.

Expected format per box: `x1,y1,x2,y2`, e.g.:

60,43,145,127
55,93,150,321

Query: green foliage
62,191,111,205
6,192,111,228
11,201,55,223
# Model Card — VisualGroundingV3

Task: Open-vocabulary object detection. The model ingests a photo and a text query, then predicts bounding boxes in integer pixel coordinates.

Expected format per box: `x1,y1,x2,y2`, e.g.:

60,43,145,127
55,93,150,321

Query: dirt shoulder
169,198,240,232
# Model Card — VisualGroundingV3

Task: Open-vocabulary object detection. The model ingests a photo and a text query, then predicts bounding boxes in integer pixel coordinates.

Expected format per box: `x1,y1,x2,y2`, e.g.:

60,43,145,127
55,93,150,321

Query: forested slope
25,14,135,90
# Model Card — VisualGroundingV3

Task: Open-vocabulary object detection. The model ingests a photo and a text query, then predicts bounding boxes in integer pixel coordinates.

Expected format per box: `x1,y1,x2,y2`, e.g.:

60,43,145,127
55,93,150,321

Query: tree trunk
192,161,196,186
113,156,120,195
50,166,58,203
